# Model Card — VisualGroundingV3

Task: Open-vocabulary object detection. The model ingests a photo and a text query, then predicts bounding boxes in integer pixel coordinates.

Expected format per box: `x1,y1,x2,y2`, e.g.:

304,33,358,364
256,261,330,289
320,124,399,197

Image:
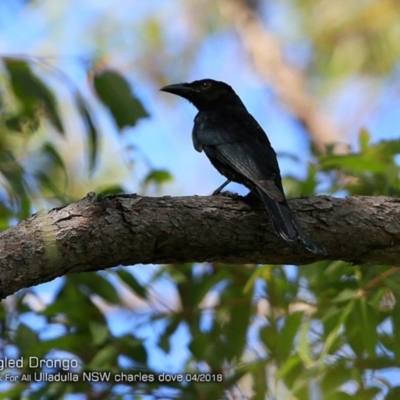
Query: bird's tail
257,189,326,255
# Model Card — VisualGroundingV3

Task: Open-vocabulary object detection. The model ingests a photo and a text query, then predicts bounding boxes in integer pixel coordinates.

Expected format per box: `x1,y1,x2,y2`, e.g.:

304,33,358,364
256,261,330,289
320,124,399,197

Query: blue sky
1,0,400,396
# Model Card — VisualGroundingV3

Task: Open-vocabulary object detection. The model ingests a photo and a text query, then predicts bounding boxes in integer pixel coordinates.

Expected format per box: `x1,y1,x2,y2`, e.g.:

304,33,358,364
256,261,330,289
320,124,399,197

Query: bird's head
160,79,245,111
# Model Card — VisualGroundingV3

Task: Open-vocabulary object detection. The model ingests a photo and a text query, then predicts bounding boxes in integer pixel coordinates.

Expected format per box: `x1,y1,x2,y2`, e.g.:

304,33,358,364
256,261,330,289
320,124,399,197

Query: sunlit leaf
88,344,119,369
143,169,173,187
90,321,110,346
298,318,313,367
277,354,302,380
97,185,124,196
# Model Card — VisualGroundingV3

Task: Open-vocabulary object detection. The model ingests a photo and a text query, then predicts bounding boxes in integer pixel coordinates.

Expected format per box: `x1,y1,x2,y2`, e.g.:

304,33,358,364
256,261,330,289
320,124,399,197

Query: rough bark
0,192,399,299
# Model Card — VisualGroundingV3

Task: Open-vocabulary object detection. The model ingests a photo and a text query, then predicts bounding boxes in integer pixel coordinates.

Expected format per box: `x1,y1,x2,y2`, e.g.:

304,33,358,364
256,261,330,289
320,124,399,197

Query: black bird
160,79,325,255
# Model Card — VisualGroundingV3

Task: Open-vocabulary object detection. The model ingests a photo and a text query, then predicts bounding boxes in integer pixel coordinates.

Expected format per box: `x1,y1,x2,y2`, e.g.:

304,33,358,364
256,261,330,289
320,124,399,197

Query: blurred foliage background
1,0,400,399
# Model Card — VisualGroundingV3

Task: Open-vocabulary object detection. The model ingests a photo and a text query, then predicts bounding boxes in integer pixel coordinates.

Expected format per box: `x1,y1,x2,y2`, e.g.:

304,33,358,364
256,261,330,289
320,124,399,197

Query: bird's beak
160,83,195,98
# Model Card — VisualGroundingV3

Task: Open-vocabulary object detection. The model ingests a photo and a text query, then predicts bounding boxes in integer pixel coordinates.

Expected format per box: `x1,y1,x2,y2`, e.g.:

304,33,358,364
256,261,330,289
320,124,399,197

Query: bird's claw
214,191,239,199
212,179,231,195
212,188,223,196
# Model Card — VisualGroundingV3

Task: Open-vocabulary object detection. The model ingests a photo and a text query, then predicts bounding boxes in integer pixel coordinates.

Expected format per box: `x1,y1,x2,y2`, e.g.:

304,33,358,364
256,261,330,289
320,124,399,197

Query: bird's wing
193,108,285,202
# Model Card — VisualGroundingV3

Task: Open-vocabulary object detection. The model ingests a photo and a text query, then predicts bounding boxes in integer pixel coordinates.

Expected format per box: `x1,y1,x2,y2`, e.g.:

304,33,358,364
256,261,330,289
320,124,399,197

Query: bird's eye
200,81,212,90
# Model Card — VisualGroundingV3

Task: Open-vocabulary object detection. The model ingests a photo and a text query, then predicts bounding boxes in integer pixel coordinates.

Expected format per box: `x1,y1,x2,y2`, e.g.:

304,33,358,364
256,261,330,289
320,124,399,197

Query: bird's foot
212,179,231,195
214,190,239,199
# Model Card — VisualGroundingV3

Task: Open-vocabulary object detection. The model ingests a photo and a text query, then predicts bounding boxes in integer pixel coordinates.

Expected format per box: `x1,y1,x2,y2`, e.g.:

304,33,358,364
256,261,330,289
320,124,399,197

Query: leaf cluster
0,57,153,225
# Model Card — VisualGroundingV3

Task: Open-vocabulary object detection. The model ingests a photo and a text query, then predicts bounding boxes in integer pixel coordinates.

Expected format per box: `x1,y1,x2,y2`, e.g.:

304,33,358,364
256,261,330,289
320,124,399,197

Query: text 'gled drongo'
161,79,325,255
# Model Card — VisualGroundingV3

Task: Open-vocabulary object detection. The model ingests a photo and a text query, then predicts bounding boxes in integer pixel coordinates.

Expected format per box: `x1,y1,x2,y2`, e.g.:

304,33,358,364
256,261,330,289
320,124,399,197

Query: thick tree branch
0,192,399,299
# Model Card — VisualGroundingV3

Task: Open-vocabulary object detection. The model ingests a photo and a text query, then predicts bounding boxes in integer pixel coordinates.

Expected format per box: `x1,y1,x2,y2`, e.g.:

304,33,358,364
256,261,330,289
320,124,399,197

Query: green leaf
158,330,171,354
39,333,94,358
332,288,358,303
320,153,386,174
224,287,252,360
0,150,31,218
0,203,14,230
298,317,313,367
358,128,370,152
354,387,381,400
189,331,209,359
43,278,106,327
291,367,314,399
90,321,110,346
88,344,119,369
353,297,378,357
277,354,302,380
356,356,399,369
77,272,120,304
15,323,40,357
260,325,278,354
5,113,39,133
35,142,68,200
321,363,354,394
385,386,400,400
118,334,148,364
251,362,268,400
157,316,180,354
143,169,173,187
392,294,400,362
278,311,303,361
116,269,147,299
300,162,318,195
93,70,148,130
320,301,353,360
4,58,64,134
0,385,28,399
97,185,124,196
75,92,98,172
42,143,66,173
35,172,65,201
324,392,354,400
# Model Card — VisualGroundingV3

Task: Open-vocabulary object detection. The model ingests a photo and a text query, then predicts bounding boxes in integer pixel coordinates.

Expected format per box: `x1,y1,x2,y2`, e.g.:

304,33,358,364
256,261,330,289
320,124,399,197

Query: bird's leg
212,179,231,195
